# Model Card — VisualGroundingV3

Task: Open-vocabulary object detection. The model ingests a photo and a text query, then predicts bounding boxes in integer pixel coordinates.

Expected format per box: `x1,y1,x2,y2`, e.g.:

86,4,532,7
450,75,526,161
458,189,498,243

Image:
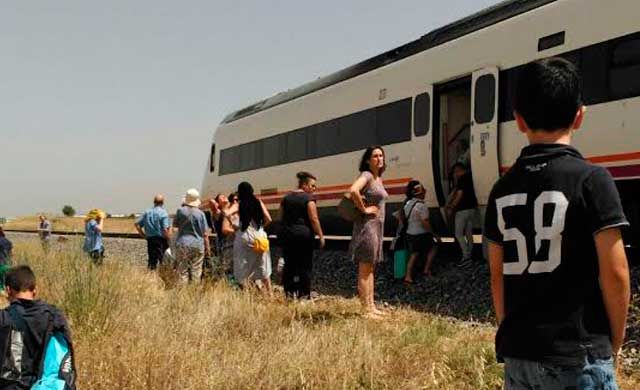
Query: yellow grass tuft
7,240,640,389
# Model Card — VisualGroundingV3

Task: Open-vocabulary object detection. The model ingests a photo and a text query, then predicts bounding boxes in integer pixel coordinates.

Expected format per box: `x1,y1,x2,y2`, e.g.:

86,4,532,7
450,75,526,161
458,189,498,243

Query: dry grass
6,240,640,389
4,215,137,234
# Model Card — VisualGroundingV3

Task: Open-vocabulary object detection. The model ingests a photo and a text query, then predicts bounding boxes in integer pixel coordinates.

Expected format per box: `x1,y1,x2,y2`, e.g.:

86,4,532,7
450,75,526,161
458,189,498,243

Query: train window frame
413,93,431,136
209,143,216,173
474,74,496,124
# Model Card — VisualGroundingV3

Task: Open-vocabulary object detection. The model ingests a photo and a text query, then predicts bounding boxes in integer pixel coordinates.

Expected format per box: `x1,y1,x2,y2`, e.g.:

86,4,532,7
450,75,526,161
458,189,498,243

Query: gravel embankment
7,232,640,366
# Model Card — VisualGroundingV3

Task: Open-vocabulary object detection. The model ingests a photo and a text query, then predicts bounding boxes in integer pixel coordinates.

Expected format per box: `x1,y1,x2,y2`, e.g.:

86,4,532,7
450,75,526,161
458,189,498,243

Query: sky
0,0,498,217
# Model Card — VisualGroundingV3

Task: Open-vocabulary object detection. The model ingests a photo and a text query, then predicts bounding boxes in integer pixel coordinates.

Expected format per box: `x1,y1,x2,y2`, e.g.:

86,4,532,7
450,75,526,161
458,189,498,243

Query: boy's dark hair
358,146,386,176
514,57,583,132
404,180,422,200
5,265,36,292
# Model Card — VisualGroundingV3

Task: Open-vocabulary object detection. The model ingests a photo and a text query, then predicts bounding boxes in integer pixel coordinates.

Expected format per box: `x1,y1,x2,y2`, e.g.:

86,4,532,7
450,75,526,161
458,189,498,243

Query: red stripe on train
607,164,640,179
262,185,406,205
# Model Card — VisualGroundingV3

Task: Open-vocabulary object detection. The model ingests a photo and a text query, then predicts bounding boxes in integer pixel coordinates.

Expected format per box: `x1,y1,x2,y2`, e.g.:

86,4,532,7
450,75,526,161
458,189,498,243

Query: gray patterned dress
348,171,389,263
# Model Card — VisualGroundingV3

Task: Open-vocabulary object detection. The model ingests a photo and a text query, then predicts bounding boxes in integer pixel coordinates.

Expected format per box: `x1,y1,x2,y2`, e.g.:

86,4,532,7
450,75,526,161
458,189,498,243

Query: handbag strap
404,199,422,222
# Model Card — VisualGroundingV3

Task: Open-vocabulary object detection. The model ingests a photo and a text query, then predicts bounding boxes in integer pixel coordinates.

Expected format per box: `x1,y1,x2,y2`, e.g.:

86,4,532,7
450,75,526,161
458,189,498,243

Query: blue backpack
1,303,76,390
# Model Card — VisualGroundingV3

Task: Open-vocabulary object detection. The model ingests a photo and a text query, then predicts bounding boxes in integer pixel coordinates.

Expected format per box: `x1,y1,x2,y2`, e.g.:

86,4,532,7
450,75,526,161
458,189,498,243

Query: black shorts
406,233,435,255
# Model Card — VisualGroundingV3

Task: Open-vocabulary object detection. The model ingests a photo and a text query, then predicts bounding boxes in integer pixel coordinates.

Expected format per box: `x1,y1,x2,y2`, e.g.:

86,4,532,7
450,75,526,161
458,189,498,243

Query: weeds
7,240,640,389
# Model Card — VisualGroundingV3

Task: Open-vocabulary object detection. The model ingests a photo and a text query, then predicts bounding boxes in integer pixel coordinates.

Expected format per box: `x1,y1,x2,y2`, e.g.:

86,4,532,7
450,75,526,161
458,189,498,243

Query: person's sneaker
457,257,473,268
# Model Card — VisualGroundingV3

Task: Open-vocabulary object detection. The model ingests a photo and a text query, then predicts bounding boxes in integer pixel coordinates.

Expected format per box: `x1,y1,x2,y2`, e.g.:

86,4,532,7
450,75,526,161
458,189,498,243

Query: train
201,0,640,246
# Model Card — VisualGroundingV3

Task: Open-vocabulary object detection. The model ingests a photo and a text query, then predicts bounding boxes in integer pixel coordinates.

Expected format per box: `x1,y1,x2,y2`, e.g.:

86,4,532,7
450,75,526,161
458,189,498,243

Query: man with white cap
172,189,211,284
135,194,171,270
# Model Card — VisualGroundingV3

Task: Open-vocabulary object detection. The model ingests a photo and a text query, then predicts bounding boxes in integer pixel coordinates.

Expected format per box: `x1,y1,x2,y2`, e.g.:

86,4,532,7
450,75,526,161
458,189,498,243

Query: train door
431,77,472,232
413,85,438,206
432,77,472,206
469,67,500,205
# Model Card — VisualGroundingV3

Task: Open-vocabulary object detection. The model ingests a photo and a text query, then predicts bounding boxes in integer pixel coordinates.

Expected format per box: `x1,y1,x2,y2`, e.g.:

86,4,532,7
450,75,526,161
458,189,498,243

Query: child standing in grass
0,265,76,389
485,58,630,390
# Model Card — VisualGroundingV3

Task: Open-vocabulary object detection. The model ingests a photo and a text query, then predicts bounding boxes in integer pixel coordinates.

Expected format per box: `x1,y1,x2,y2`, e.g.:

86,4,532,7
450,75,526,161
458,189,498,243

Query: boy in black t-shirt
484,58,630,389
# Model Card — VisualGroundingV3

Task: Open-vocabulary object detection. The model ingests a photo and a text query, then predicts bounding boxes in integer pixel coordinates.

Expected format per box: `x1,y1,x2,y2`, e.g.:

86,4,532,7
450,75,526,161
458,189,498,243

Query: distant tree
62,205,76,217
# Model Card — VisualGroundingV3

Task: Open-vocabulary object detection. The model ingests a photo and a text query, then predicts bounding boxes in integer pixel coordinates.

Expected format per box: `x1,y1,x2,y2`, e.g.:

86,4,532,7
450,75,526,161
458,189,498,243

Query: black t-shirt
455,172,478,210
484,144,629,365
280,191,314,241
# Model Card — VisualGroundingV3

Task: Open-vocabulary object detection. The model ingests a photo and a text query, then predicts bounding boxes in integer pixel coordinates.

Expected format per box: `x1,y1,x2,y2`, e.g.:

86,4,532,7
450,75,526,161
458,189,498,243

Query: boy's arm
595,227,630,355
488,241,505,324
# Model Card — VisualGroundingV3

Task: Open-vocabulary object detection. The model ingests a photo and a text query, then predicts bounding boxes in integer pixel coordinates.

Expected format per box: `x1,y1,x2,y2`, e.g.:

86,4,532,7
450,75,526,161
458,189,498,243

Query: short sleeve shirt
136,206,170,238
455,173,478,210
484,144,629,364
280,191,314,240
404,199,429,235
83,220,103,253
173,206,208,250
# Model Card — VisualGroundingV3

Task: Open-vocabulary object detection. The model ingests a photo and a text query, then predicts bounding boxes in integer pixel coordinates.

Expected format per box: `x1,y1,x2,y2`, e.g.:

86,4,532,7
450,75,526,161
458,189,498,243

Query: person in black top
279,171,325,299
484,57,630,390
446,162,478,267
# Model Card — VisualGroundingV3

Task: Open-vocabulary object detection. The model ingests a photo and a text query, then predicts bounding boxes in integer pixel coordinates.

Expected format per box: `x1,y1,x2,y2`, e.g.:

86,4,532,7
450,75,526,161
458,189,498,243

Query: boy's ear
514,111,530,134
571,105,586,131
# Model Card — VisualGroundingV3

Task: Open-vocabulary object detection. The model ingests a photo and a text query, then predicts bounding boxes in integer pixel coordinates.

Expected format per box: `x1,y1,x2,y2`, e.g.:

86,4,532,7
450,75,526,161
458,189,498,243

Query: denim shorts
504,356,618,390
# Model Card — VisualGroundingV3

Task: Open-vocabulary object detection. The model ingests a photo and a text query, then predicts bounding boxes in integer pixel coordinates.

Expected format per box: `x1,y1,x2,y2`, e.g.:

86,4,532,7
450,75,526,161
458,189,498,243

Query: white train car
202,0,640,244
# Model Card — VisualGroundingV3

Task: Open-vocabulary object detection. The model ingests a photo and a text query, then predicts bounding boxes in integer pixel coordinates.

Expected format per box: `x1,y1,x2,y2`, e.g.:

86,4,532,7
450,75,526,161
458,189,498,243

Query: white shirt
403,199,429,235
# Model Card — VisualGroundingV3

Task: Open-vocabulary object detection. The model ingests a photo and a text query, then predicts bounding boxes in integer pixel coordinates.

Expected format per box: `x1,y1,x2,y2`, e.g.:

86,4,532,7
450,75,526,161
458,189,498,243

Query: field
3,238,639,389
3,215,138,234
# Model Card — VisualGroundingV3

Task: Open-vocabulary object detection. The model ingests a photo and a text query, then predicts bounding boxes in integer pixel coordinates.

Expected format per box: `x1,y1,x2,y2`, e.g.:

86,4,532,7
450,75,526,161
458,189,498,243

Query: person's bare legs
423,246,437,276
358,262,381,317
261,278,272,295
404,252,418,283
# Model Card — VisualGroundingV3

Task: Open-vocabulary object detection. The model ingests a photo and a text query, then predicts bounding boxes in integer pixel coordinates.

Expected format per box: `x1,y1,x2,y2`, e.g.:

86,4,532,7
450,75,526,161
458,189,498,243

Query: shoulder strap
405,200,422,220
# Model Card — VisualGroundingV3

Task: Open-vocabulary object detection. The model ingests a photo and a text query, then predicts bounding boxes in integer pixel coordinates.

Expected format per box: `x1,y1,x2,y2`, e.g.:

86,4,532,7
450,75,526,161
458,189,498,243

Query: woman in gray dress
348,146,389,318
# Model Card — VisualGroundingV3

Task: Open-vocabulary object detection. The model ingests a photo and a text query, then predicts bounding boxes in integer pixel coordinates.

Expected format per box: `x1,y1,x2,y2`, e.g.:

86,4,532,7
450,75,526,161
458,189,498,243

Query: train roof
221,0,558,125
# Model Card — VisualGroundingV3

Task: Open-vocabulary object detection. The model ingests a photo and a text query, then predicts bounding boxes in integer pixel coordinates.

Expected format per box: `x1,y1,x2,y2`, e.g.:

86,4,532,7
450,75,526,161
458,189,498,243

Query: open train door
470,67,499,205
414,85,438,207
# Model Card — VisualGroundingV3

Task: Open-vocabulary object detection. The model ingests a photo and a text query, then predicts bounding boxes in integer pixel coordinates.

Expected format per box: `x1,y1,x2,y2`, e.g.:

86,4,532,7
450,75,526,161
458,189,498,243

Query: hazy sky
1,0,498,217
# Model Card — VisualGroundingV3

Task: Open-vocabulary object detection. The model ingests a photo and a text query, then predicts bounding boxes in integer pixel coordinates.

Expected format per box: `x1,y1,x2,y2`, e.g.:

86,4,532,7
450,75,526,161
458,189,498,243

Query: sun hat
184,188,201,207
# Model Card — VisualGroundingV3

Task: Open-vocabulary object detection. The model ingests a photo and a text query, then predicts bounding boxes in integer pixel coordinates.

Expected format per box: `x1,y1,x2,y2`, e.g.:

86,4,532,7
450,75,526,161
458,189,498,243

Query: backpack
1,303,76,390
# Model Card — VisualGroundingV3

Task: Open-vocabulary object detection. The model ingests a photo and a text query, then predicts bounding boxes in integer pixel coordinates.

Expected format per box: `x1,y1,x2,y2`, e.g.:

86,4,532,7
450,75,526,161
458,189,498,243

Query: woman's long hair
237,182,263,231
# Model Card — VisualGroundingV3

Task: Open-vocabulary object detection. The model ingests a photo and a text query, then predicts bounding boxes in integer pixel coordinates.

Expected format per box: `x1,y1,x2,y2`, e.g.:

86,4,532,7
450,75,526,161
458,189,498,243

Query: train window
338,109,376,153
376,98,411,144
474,74,496,124
413,93,431,136
581,44,609,105
610,37,640,100
285,128,307,163
209,144,216,173
261,135,281,168
219,148,239,175
311,120,339,158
